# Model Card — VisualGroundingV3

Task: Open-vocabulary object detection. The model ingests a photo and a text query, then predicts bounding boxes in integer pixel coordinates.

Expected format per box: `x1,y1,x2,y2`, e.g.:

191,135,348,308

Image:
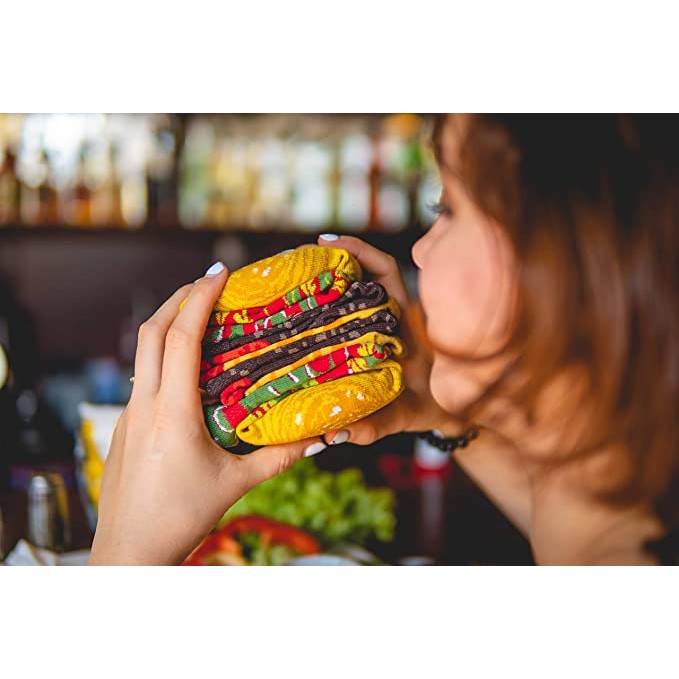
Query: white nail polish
303,441,327,457
319,233,339,241
329,430,350,445
204,261,225,277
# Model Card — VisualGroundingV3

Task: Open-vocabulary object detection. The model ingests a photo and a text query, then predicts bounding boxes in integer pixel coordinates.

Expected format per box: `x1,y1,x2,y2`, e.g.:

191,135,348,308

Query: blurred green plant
219,458,396,547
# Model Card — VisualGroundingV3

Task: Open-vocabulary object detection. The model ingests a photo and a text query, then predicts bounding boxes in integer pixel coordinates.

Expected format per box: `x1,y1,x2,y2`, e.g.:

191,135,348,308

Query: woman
89,114,679,565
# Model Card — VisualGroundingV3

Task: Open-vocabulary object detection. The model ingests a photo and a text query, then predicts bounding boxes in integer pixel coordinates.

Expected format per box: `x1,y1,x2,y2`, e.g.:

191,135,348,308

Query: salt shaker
27,473,71,552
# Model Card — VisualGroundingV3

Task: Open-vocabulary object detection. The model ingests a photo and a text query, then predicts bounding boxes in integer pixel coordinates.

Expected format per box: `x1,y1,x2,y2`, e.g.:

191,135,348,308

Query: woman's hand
89,262,328,566
317,235,464,446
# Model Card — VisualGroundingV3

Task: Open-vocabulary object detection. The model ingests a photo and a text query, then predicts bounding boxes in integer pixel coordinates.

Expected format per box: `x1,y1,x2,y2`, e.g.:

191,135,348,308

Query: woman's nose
411,228,432,270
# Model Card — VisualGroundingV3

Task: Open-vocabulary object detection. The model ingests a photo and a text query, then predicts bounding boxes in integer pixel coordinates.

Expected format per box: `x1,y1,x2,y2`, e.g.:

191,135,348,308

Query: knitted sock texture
203,279,389,354
201,307,400,397
213,330,404,409
206,338,396,445
204,269,355,344
206,359,404,448
201,293,398,371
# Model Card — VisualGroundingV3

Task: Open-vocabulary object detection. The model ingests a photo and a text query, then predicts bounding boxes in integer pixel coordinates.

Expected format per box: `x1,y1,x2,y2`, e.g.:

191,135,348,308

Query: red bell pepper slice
182,515,320,565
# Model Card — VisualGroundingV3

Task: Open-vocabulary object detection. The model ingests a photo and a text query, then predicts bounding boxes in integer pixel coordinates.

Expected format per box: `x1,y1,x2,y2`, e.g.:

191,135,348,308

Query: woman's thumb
238,436,328,488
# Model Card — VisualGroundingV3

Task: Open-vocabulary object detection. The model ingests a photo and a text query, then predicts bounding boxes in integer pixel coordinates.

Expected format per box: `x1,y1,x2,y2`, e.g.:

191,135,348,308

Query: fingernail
303,441,327,457
204,261,226,277
319,233,339,241
329,430,349,445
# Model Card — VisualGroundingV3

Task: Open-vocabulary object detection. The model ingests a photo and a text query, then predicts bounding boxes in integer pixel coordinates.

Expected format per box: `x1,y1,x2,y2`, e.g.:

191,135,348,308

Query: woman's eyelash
427,201,453,217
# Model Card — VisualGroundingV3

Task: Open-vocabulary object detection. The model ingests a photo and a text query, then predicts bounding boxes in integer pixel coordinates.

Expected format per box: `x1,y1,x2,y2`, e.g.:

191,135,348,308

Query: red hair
433,114,679,558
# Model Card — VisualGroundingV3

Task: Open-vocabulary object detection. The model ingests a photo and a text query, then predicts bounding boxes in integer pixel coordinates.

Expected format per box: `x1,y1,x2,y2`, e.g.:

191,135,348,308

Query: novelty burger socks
199,246,405,449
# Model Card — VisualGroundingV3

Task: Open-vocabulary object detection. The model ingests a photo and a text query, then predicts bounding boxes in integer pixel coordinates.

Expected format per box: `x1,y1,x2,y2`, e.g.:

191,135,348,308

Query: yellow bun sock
237,359,404,446
214,246,362,311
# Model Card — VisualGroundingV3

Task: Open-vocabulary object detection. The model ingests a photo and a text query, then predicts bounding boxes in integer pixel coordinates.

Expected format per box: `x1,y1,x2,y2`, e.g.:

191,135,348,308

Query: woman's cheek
420,228,516,357
419,263,489,356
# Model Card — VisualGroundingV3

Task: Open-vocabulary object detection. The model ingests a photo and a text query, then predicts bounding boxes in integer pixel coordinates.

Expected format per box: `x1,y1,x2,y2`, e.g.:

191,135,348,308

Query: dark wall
0,230,215,364
0,228,419,367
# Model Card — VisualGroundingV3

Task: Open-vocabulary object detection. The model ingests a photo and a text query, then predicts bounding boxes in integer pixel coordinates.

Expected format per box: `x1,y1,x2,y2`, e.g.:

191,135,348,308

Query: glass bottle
65,144,92,227
0,114,23,226
0,145,20,225
368,129,381,231
250,116,290,230
178,117,213,228
20,145,59,227
146,114,178,227
91,140,124,227
118,117,148,229
337,124,372,232
376,114,414,233
37,148,60,226
290,118,334,232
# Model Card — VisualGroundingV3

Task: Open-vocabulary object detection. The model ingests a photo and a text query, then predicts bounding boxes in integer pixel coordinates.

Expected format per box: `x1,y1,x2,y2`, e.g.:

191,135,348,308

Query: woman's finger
235,436,327,489
318,234,410,313
159,263,229,408
132,283,194,399
323,390,460,447
319,233,419,350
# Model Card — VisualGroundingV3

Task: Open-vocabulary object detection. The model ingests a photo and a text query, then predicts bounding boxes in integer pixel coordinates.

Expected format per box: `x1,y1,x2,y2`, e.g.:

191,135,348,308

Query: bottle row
0,113,441,233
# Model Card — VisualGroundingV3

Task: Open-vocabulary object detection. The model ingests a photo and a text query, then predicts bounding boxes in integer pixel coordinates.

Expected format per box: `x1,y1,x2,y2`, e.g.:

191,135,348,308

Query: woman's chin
429,361,481,416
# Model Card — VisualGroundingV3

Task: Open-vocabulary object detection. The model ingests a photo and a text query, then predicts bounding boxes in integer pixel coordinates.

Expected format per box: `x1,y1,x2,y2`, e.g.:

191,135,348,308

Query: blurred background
0,113,531,565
